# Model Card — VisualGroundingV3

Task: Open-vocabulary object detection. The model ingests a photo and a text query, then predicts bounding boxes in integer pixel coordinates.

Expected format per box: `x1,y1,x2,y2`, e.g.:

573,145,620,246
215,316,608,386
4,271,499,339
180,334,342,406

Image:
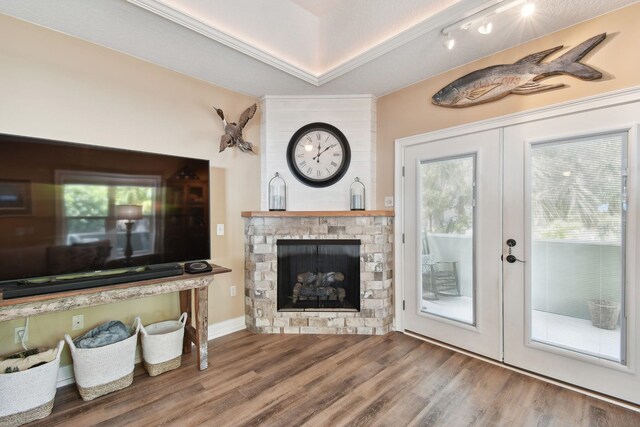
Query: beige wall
376,3,640,208
0,14,260,362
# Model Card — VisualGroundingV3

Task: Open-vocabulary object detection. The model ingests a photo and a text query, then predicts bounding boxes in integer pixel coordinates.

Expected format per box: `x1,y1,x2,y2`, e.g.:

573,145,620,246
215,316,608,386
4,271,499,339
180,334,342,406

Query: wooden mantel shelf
241,210,394,218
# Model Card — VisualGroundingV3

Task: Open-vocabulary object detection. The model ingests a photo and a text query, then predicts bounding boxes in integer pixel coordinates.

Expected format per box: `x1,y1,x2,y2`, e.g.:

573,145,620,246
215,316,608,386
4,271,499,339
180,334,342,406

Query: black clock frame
286,122,351,188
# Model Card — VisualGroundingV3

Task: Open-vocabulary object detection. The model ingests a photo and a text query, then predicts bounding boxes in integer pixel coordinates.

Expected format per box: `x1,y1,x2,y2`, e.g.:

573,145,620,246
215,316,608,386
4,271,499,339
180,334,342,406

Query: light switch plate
216,224,225,236
384,196,394,207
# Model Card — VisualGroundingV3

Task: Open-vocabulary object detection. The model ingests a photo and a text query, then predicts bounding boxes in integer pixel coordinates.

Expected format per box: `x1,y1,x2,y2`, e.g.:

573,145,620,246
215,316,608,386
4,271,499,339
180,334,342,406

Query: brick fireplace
242,211,394,335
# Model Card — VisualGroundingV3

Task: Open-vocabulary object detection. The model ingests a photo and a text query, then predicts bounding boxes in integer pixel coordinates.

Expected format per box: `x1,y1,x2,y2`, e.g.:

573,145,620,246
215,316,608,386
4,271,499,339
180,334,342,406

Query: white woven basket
0,340,65,427
64,318,140,401
140,313,187,376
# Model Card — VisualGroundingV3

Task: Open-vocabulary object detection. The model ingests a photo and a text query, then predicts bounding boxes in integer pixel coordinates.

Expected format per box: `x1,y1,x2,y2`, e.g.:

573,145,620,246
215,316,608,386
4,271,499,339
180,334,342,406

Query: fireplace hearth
277,239,360,311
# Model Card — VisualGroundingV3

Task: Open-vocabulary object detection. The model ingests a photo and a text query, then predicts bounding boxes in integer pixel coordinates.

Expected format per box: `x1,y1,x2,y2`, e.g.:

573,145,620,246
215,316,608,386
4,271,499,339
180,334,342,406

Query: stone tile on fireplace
243,210,394,335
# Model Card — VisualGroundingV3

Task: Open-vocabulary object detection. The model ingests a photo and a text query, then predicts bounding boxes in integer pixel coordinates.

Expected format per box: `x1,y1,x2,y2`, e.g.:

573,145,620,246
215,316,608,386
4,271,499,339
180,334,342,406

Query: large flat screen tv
0,133,210,298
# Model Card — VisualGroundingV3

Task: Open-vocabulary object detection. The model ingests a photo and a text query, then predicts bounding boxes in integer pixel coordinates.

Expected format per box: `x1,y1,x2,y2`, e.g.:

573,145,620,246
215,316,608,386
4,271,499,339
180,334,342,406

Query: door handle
504,239,525,263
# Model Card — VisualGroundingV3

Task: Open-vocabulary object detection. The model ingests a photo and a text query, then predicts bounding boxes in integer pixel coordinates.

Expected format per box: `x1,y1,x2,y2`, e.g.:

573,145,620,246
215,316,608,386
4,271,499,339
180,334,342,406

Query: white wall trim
56,363,77,388
393,137,405,333
127,0,493,87
207,315,246,340
260,94,377,101
315,0,495,86
126,0,319,85
56,316,246,388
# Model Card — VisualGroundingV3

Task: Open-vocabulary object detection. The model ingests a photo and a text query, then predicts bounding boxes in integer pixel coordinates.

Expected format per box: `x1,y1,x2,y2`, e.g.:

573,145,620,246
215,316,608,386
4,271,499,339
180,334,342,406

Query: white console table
0,265,231,370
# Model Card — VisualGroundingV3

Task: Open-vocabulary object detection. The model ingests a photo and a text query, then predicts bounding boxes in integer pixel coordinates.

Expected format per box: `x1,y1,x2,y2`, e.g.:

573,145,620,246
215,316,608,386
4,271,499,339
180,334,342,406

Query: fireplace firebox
277,239,360,311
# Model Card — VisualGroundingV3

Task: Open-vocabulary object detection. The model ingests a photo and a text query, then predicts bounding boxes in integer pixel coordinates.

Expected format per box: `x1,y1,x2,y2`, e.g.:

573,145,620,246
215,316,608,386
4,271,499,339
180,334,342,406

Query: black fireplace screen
277,239,360,311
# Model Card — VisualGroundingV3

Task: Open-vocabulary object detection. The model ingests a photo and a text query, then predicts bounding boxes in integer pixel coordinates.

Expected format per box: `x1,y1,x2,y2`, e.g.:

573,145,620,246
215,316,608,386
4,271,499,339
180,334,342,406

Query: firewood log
320,272,345,286
297,272,316,285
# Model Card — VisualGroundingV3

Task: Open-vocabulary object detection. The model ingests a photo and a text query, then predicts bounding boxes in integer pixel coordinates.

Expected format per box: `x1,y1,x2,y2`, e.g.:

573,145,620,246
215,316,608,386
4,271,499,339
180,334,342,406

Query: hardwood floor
31,331,640,426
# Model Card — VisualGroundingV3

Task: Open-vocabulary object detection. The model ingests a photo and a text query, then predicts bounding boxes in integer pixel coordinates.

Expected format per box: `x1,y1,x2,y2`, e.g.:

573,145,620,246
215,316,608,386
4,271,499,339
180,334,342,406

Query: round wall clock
286,122,351,188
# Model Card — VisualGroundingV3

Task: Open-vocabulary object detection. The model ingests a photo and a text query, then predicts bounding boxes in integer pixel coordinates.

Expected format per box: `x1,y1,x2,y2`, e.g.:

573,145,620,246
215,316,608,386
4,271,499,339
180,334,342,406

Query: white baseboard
56,363,76,388
56,316,246,388
208,316,246,339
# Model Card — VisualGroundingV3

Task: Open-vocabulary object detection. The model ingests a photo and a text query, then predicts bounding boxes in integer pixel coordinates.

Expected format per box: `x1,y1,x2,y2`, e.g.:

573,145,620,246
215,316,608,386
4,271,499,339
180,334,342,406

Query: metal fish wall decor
432,33,607,108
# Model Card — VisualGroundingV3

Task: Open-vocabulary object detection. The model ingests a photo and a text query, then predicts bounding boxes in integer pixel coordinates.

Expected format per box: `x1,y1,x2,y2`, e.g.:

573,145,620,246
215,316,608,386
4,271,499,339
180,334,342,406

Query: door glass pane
530,132,626,363
420,155,475,325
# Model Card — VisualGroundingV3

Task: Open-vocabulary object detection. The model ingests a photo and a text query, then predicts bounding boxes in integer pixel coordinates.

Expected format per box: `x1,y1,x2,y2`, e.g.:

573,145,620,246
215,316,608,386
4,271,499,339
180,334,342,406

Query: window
56,171,161,260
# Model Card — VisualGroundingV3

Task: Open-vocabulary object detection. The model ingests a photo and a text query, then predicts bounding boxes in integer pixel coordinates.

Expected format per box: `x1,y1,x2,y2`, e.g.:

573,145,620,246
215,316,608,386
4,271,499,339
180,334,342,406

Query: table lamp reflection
116,204,143,265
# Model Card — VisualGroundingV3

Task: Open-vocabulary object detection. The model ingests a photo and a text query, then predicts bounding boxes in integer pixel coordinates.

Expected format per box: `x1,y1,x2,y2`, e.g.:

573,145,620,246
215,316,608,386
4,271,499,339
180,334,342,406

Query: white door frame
394,86,640,402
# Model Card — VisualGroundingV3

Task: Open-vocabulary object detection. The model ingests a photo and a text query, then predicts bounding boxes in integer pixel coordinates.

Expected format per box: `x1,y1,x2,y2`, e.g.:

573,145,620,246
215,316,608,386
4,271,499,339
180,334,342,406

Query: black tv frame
0,133,211,299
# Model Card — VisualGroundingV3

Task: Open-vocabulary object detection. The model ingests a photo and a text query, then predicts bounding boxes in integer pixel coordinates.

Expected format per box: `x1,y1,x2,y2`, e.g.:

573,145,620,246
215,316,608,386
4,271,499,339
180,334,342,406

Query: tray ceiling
0,0,636,97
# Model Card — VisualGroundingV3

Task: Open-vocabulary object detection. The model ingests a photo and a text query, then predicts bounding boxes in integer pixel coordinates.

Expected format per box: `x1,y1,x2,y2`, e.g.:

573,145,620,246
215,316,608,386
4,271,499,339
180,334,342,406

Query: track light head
478,21,493,35
443,33,455,50
521,2,535,17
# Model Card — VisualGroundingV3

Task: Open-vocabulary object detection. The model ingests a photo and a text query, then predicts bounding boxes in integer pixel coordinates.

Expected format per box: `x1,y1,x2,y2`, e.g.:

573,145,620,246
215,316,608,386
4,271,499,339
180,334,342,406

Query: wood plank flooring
30,331,640,426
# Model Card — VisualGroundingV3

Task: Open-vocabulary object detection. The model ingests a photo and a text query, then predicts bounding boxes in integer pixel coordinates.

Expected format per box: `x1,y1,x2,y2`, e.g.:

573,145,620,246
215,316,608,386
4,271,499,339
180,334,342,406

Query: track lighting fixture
521,1,535,17
478,19,493,35
440,0,535,50
443,33,455,50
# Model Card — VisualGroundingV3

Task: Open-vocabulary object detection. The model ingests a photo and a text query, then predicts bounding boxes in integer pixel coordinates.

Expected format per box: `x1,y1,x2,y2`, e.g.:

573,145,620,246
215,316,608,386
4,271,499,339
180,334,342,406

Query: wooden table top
0,264,231,321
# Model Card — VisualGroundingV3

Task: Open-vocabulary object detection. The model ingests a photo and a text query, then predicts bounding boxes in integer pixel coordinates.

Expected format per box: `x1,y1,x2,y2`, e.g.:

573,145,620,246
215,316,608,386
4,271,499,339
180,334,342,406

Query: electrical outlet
229,285,237,297
384,196,394,207
72,314,84,331
216,224,225,236
14,327,27,344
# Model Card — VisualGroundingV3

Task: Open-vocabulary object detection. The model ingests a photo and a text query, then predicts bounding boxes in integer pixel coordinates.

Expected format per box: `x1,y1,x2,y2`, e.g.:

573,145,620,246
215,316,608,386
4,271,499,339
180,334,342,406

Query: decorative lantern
350,177,365,211
268,172,287,211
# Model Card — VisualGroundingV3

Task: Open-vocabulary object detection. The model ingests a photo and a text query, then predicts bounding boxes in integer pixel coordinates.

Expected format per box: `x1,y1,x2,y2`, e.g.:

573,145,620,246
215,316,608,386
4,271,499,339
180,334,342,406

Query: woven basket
0,340,65,427
65,318,140,401
588,299,621,330
141,313,187,376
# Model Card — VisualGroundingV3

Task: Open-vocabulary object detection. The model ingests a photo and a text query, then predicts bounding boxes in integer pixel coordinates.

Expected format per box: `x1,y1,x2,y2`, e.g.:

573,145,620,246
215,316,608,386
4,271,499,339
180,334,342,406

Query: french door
401,100,640,404
403,129,503,360
503,104,639,404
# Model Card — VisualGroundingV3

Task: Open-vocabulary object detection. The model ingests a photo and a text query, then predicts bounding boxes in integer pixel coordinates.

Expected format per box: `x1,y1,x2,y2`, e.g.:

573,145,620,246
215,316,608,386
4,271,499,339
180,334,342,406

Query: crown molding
316,0,493,85
127,0,493,87
260,94,376,101
126,0,320,85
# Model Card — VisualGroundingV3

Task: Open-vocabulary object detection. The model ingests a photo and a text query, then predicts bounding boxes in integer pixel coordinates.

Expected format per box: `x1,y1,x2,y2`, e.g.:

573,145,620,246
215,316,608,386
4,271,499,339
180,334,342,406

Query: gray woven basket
587,299,621,330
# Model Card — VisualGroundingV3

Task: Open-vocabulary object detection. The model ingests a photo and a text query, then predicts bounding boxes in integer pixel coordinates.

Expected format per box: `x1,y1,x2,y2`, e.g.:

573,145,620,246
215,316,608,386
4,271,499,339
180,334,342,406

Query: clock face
286,123,351,188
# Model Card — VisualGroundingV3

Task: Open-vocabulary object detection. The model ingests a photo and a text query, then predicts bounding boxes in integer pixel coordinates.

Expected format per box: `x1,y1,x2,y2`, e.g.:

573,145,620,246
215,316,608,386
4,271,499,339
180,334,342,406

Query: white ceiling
0,0,637,97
